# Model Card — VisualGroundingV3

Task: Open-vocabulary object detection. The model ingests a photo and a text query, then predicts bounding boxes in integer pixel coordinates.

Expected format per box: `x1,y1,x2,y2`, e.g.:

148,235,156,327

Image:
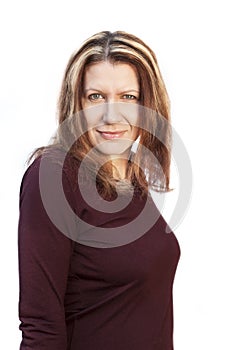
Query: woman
18,31,180,349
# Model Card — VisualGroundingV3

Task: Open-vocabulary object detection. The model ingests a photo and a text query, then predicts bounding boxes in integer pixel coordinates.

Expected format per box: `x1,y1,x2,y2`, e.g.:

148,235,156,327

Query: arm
18,155,75,349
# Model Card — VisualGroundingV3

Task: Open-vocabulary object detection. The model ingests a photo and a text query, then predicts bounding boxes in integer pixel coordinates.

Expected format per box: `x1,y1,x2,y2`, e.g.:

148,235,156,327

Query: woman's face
81,61,140,158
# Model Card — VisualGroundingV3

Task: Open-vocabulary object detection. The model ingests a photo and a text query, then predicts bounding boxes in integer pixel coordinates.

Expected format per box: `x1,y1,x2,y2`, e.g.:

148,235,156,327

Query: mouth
96,130,127,140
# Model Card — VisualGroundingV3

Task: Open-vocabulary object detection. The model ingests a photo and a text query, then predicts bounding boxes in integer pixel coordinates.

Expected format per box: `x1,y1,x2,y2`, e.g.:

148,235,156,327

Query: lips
97,130,126,140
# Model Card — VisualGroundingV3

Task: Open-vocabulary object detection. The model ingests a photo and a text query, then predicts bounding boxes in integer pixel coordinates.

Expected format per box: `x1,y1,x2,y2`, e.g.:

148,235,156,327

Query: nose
102,102,123,124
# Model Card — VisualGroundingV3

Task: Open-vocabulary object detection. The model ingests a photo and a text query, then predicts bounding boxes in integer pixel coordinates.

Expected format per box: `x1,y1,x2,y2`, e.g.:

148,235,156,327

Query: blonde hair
32,31,172,195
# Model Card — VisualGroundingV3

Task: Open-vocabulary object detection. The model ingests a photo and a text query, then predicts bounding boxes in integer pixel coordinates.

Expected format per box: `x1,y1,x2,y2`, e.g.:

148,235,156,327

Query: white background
1,0,232,348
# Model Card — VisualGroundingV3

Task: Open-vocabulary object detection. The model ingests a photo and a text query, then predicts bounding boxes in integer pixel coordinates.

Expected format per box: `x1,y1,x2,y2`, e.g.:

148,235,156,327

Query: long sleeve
18,154,75,350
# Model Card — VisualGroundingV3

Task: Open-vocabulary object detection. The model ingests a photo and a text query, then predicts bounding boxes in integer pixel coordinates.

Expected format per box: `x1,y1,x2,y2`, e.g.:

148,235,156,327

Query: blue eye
122,94,137,100
88,93,104,101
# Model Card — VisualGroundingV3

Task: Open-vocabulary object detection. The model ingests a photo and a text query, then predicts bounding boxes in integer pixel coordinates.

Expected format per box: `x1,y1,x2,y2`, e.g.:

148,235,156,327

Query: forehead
83,61,139,90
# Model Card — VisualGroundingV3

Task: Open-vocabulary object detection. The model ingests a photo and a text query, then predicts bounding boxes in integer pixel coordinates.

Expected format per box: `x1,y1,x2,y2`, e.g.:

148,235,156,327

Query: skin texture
81,62,140,178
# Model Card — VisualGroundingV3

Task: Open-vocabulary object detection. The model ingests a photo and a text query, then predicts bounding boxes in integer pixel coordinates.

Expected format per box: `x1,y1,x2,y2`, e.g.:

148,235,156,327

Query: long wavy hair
31,31,172,195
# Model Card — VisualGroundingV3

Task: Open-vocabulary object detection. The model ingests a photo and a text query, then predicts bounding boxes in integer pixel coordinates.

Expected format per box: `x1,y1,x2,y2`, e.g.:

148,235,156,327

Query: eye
88,93,105,101
122,94,138,101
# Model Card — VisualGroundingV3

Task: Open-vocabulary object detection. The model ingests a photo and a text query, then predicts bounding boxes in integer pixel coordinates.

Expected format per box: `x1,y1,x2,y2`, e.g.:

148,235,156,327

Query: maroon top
18,148,180,350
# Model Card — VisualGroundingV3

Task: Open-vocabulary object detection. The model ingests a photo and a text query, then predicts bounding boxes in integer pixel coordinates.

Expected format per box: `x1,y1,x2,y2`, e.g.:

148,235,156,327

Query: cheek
134,126,139,135
83,104,106,128
84,112,101,130
127,116,139,139
131,127,139,141
122,105,139,128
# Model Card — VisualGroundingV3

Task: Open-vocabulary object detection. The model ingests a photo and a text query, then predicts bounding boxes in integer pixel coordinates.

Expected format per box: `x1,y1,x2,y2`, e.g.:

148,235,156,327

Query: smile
97,130,126,140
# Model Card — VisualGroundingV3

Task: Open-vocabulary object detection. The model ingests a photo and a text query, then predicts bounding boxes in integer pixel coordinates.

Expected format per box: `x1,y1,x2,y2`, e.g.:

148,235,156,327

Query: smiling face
81,61,140,160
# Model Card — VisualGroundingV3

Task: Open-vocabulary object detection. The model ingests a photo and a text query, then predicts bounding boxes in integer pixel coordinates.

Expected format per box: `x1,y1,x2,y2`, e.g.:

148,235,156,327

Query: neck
110,157,129,180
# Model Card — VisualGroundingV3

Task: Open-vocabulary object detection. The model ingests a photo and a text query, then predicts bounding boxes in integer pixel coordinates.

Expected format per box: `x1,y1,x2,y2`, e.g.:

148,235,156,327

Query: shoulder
22,146,80,180
20,146,81,200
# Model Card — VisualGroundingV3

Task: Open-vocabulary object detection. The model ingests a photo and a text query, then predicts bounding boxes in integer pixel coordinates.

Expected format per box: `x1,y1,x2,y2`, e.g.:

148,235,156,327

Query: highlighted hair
32,31,172,195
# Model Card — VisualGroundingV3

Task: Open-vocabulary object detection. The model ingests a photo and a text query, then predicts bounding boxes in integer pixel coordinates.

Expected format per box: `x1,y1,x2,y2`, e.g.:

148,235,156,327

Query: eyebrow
84,88,140,97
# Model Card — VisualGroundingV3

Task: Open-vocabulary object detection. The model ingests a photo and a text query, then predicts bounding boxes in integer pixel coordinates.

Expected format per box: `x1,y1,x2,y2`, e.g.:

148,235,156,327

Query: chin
95,140,134,157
